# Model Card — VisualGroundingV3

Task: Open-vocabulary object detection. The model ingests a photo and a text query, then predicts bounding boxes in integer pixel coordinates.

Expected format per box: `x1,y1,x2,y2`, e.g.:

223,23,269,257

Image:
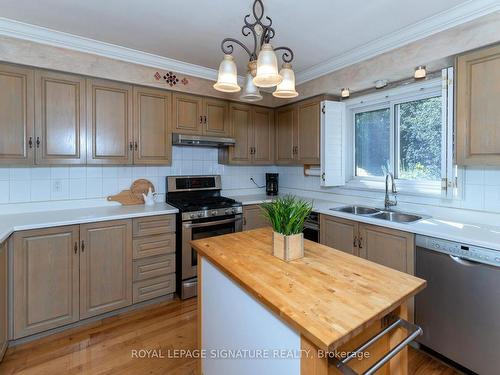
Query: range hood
172,133,236,147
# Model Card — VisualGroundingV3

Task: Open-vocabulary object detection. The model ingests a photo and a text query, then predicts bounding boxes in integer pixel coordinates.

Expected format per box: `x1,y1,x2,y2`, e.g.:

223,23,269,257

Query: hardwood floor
0,298,461,374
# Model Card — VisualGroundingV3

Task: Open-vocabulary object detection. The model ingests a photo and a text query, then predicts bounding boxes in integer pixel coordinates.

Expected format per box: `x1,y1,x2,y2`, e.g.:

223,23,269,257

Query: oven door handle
183,217,242,229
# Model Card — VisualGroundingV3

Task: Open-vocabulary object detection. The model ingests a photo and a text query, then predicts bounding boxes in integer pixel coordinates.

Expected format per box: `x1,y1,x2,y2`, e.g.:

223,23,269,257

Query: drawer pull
332,318,422,375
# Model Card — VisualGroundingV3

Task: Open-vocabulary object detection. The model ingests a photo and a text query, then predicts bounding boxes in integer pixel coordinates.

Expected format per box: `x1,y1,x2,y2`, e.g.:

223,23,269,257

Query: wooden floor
0,298,462,375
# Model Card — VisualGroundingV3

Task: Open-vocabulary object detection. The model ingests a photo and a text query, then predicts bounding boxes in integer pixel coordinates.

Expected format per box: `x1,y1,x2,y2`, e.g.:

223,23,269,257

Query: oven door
182,215,242,280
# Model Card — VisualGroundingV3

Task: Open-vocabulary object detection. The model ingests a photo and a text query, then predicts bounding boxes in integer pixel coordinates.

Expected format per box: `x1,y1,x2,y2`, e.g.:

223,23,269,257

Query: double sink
330,205,428,223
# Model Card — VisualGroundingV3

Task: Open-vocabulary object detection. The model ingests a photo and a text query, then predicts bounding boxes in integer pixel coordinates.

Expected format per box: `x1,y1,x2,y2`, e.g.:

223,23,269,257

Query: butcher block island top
191,227,426,353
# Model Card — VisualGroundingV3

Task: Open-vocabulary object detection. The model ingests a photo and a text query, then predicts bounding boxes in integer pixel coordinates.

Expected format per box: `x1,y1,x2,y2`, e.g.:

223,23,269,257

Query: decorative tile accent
154,71,161,80
163,71,179,87
181,78,189,85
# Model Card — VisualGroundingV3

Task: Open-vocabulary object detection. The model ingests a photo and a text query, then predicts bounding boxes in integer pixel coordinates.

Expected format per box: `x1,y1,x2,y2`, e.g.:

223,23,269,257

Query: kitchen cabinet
243,205,269,231
0,241,7,361
275,98,321,165
35,70,86,165
456,44,500,165
172,93,229,136
133,86,171,165
0,64,34,165
320,215,358,256
86,78,133,164
12,226,80,339
219,104,274,165
80,220,132,319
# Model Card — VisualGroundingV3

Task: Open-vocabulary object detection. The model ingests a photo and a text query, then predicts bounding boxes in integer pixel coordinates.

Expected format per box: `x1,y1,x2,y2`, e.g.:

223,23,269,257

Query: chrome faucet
384,173,397,210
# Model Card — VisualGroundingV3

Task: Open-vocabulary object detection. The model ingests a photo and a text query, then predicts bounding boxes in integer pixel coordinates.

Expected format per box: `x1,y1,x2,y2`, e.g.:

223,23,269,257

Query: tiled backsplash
277,166,500,214
0,147,275,204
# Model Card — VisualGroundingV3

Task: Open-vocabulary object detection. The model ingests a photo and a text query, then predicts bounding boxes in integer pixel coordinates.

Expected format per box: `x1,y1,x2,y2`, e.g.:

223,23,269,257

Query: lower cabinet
12,226,80,339
242,205,269,231
11,215,175,340
79,220,132,319
320,215,358,256
0,241,8,361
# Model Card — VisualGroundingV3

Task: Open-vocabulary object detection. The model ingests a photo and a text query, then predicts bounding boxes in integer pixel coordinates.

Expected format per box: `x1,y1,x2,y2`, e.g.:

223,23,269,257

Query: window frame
344,76,453,197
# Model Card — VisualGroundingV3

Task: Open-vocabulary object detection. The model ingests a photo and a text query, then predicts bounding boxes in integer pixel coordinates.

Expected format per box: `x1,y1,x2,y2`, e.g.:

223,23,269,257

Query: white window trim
343,76,455,198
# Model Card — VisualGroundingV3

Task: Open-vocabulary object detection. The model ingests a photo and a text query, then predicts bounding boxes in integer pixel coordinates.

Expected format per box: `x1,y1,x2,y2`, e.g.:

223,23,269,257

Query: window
348,69,456,197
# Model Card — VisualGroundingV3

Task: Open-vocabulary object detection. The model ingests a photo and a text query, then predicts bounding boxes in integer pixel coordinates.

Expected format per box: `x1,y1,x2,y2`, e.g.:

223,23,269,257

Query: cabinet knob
129,141,133,151
28,137,33,149
36,137,40,148
81,240,85,252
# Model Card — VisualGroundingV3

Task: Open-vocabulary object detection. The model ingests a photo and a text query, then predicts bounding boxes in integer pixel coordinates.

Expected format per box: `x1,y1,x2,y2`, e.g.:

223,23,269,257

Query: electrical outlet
53,179,62,193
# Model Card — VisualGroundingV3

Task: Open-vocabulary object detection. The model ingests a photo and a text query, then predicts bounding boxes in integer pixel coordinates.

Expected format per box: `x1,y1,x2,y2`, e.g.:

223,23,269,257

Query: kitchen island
191,227,426,375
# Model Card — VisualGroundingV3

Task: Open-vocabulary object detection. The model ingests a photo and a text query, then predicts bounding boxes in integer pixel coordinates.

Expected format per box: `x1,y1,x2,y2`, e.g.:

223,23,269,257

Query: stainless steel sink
372,211,424,223
330,205,380,215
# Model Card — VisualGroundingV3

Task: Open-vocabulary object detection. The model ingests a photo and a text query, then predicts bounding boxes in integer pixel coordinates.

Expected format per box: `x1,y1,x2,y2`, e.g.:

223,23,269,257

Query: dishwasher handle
449,254,480,267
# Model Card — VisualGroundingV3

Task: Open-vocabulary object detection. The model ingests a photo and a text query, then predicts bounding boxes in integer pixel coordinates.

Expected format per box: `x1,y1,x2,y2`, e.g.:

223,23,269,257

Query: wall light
341,88,350,98
414,66,427,80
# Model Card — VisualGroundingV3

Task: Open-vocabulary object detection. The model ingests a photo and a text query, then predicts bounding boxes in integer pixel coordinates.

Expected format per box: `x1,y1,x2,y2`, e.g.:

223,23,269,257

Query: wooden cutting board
107,179,156,205
107,190,144,205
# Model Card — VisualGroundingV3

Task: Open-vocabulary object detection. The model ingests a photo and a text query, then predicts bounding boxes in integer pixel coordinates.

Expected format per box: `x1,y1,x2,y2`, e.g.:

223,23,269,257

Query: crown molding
0,16,221,81
295,0,500,84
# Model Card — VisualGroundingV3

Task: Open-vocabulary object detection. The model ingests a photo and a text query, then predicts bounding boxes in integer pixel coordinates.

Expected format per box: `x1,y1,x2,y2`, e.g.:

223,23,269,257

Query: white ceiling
0,0,494,82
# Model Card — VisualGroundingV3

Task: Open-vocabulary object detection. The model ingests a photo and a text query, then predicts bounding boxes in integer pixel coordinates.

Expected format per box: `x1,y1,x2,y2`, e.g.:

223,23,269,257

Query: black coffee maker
266,173,279,196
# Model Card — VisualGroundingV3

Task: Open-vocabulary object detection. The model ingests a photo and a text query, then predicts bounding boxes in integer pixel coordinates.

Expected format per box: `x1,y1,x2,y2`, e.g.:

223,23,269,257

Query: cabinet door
243,205,269,231
35,70,86,165
172,93,203,135
320,215,358,255
227,103,253,164
133,86,171,165
296,99,320,164
0,64,34,165
204,98,229,136
86,79,133,164
358,224,414,274
456,44,500,165
253,107,275,164
12,226,80,339
275,106,296,164
0,242,7,360
80,220,132,319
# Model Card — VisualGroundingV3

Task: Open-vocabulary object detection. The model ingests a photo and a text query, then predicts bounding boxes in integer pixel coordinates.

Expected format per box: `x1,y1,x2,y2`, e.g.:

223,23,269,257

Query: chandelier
213,0,298,101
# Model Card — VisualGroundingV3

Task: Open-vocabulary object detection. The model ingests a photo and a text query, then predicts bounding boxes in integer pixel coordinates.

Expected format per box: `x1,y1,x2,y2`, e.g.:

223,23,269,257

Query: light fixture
240,63,263,102
414,65,427,79
213,54,240,92
341,88,350,98
273,63,298,98
214,0,296,100
375,79,388,89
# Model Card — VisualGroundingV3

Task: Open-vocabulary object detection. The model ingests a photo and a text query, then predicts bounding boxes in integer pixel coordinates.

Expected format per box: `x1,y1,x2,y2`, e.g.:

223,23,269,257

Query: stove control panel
182,206,243,221
416,235,500,267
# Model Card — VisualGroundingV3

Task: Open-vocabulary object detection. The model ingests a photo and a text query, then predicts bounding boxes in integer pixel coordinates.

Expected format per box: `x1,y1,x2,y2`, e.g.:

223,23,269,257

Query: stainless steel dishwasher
415,235,500,375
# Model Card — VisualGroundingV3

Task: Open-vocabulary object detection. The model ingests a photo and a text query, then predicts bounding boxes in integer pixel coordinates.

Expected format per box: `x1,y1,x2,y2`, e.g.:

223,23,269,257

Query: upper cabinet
219,103,274,165
456,44,500,165
0,64,34,165
275,98,321,165
35,70,86,164
172,93,230,137
86,79,134,164
133,87,171,165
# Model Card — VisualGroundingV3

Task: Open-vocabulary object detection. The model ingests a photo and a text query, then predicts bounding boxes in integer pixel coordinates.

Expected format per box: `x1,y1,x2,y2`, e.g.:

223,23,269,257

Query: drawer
133,254,175,282
133,274,175,304
132,215,175,237
132,233,175,260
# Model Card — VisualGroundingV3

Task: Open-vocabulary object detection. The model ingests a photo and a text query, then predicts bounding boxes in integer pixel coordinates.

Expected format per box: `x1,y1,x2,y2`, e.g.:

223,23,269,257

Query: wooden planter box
272,232,304,261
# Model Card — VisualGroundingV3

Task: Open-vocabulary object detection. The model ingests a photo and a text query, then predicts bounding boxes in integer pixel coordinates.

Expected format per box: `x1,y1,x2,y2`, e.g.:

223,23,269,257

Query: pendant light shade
253,43,282,88
273,63,298,98
213,54,240,92
240,70,263,102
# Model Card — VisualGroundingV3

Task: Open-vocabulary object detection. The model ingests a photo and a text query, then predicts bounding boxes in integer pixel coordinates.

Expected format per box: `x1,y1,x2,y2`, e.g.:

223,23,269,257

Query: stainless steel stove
166,175,242,299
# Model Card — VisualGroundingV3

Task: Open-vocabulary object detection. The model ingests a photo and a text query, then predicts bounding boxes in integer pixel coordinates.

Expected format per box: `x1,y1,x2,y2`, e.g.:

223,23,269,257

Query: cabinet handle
253,146,256,155
200,116,203,124
81,240,85,252
358,237,363,249
243,217,247,226
129,141,133,151
74,241,78,254
28,137,33,149
204,115,207,124
353,236,358,248
36,137,40,148
134,142,138,151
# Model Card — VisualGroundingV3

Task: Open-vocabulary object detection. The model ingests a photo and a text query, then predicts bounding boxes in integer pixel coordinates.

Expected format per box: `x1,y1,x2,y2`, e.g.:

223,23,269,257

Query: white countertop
230,193,500,251
0,202,178,243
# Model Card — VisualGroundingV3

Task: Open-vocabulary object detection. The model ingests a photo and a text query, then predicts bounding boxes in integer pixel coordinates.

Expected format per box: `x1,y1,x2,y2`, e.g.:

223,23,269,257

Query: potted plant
261,196,313,261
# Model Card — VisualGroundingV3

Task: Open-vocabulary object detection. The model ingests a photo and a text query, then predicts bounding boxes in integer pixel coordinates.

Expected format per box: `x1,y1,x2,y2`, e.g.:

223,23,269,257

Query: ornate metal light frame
220,0,294,71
